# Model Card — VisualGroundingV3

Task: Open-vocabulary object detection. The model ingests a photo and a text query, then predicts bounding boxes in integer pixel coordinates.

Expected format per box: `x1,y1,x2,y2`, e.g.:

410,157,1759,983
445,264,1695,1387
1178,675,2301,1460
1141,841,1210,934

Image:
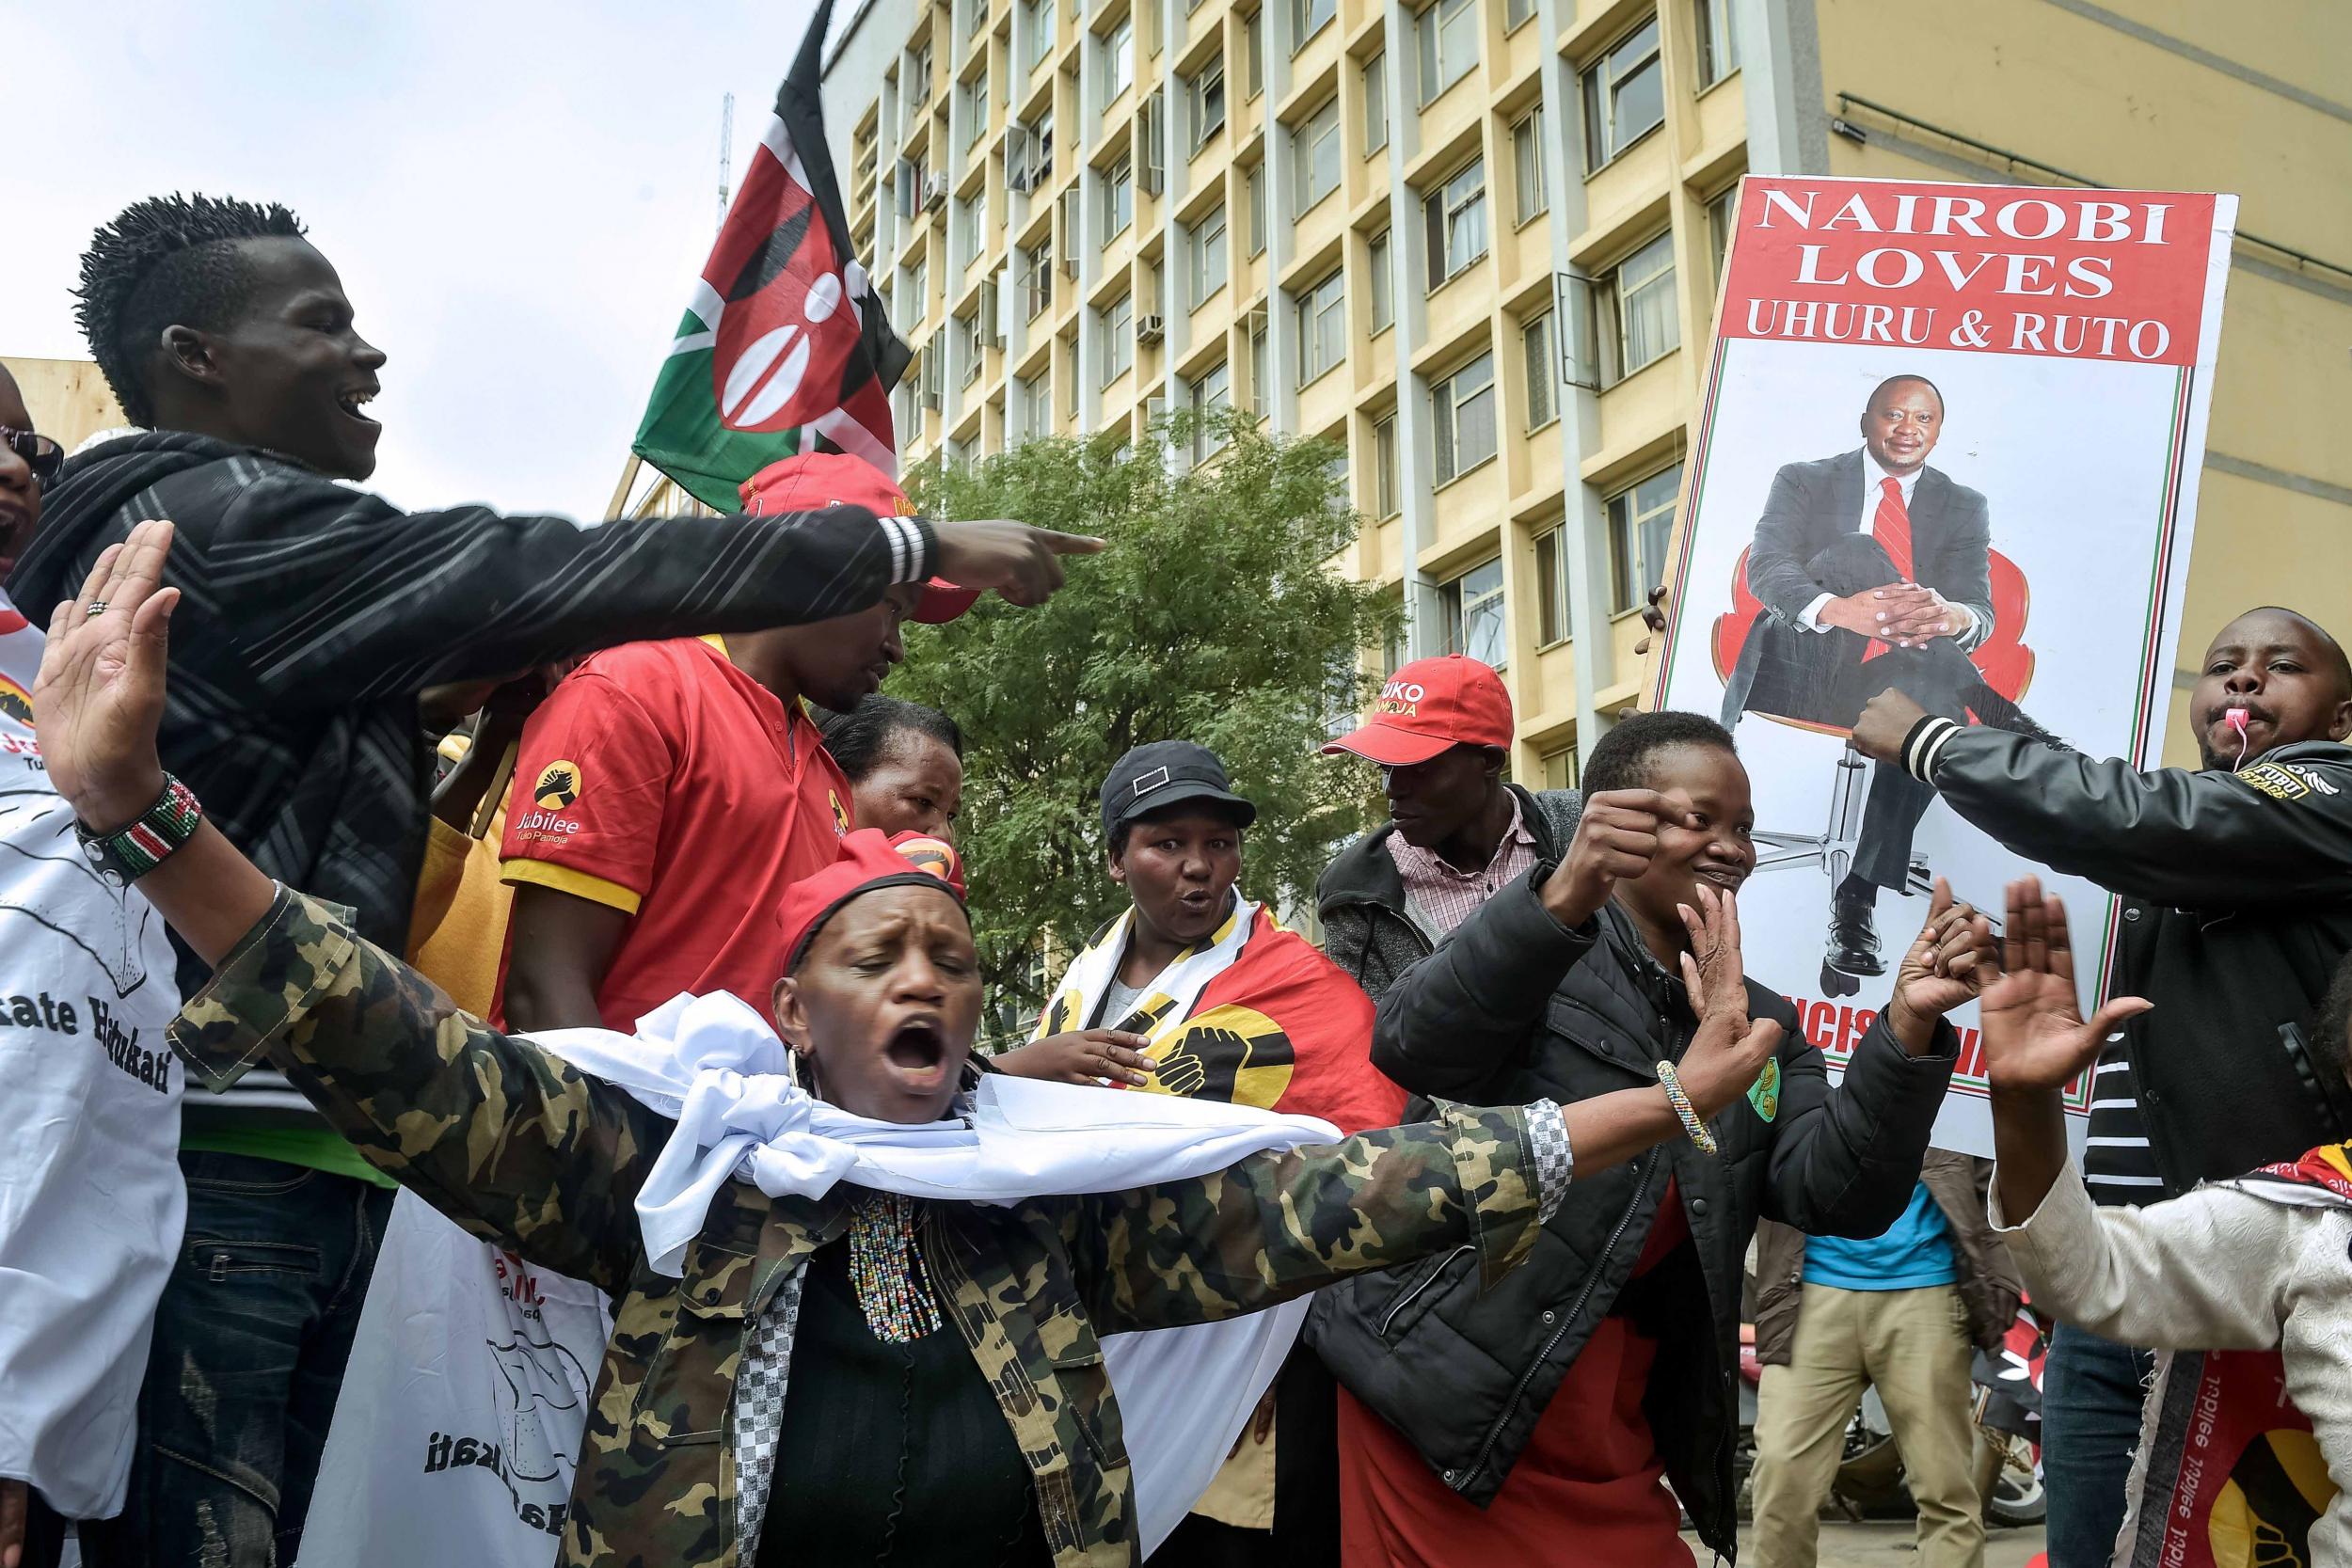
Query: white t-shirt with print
0,591,183,1520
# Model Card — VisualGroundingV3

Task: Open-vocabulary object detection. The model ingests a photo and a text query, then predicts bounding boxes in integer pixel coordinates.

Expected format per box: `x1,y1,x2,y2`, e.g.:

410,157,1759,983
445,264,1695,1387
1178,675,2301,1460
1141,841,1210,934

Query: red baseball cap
1321,655,1514,767
777,829,968,972
739,451,983,625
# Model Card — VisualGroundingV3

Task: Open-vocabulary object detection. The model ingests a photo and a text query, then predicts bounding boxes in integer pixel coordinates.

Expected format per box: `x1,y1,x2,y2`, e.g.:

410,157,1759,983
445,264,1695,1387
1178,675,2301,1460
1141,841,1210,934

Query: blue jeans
89,1152,391,1567
2041,1322,2155,1568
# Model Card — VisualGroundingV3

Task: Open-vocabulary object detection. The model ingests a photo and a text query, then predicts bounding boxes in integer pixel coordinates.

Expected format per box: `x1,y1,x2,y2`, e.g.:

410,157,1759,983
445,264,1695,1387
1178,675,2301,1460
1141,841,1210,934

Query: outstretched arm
28,465,1098,708
1077,889,1786,1332
32,522,660,1291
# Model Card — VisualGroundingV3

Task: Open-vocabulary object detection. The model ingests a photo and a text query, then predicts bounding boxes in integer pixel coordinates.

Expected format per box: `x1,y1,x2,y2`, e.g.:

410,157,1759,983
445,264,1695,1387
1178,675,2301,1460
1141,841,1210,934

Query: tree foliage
896,413,1399,1032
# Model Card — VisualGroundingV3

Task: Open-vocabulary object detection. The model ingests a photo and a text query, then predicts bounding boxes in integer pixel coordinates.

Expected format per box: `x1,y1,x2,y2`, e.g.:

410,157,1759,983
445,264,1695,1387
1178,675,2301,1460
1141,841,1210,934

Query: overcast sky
6,0,836,520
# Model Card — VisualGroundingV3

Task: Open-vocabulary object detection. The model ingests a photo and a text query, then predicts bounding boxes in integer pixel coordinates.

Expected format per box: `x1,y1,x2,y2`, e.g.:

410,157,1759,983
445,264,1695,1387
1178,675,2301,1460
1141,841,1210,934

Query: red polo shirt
495,636,853,1032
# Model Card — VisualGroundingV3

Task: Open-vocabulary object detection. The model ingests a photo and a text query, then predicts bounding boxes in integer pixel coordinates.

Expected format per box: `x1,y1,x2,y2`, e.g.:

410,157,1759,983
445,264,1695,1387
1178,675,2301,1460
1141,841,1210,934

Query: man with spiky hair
9,191,1096,1566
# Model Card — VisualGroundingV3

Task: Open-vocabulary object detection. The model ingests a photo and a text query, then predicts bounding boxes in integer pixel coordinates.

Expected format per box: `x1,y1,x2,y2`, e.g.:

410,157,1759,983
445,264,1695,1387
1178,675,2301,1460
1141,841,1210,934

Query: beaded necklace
847,1189,944,1342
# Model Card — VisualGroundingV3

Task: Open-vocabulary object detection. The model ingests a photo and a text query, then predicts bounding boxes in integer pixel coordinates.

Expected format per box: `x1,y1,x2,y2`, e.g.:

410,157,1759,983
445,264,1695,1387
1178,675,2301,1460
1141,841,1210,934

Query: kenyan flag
632,0,911,511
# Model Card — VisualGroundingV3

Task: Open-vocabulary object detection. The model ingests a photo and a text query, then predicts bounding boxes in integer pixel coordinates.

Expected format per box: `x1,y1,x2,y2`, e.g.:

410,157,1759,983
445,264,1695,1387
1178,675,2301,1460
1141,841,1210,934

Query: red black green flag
632,0,911,510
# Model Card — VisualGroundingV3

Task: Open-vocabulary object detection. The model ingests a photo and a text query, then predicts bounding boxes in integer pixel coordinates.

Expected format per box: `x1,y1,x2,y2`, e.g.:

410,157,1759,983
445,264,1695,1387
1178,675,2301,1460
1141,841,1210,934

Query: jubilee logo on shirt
513,760,587,842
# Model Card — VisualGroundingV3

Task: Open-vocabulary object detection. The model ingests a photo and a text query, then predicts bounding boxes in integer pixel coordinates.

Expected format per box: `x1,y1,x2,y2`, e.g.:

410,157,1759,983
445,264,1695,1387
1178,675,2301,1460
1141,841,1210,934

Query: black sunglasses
1,426,64,490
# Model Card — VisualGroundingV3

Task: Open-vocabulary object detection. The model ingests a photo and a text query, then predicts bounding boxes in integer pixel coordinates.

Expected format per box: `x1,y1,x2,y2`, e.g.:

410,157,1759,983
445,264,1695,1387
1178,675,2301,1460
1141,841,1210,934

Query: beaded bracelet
75,773,204,886
1656,1060,1719,1155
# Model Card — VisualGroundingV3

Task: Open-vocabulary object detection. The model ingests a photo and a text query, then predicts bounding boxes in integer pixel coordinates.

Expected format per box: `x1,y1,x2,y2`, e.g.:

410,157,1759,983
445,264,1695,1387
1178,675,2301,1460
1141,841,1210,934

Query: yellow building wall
841,0,2352,776
1814,0,2352,766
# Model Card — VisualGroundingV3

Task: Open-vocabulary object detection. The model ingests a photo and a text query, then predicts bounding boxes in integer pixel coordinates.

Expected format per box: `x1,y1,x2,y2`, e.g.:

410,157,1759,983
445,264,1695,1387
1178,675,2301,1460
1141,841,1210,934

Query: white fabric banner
300,990,1340,1565
0,595,183,1522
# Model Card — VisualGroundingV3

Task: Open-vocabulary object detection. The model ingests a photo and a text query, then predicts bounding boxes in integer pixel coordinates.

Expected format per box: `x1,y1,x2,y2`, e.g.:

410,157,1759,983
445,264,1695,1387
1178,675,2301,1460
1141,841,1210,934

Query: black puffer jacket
1307,871,1959,1558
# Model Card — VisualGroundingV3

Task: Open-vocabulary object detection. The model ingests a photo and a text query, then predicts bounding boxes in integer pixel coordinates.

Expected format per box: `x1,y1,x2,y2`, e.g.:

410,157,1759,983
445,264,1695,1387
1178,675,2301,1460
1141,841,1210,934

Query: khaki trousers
1750,1282,1983,1568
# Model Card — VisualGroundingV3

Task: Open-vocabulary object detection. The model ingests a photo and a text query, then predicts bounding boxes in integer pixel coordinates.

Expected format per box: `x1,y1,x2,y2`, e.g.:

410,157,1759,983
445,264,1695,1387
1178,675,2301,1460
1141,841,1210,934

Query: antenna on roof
717,91,736,234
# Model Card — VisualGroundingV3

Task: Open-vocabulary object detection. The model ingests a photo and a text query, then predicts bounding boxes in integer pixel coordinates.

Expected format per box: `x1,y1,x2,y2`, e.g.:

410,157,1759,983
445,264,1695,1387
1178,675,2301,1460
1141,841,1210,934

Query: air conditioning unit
1136,313,1166,344
922,172,949,211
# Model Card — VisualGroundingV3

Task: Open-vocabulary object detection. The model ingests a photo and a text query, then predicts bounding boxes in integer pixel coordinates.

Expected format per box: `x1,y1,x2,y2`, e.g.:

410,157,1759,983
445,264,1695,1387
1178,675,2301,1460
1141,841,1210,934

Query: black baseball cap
1100,741,1258,844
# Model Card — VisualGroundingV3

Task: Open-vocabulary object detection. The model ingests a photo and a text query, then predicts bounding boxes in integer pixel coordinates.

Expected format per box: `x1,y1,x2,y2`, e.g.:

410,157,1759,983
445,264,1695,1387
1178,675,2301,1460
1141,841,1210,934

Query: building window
1507,0,1537,27
1246,8,1265,96
956,311,982,385
1248,317,1269,415
1534,524,1571,644
962,66,991,150
1415,0,1478,105
1246,162,1266,256
1019,371,1051,436
1292,0,1335,46
1362,53,1388,153
1103,16,1136,106
1374,414,1399,516
1367,228,1392,333
1293,97,1343,215
1102,151,1135,239
1431,350,1496,484
1185,206,1229,307
1187,359,1232,458
1593,229,1679,384
1512,107,1549,226
1020,242,1053,319
1581,18,1663,171
1522,311,1557,430
1441,557,1506,668
1608,463,1684,613
1422,157,1487,285
904,258,928,325
950,196,977,268
1296,269,1345,385
1542,743,1580,788
1706,183,1739,283
1101,293,1135,384
1027,0,1057,72
1697,0,1740,86
1186,56,1227,148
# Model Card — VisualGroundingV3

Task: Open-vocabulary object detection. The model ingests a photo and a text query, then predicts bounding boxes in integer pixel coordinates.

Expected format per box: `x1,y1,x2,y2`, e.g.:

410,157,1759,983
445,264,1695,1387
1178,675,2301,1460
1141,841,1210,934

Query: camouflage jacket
170,888,1553,1568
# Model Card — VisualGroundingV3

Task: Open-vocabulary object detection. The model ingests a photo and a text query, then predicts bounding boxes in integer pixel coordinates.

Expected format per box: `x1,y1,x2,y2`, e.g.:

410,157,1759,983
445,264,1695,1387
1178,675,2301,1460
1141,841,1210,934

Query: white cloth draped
301,990,1340,1565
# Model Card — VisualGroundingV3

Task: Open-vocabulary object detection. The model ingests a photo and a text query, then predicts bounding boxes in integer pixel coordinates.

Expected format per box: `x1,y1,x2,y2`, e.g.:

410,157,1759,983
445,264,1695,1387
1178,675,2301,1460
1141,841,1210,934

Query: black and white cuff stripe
1901,714,1964,784
1526,1098,1573,1224
876,515,936,585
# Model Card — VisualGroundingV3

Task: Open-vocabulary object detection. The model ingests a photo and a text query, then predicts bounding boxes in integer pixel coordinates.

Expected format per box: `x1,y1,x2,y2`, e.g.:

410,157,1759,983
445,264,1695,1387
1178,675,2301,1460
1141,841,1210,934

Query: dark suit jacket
1722,449,1994,728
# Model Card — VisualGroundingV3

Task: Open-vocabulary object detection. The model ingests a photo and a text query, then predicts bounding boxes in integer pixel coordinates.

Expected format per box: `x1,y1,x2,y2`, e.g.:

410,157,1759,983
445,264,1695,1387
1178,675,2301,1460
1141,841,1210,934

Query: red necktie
1861,477,1912,661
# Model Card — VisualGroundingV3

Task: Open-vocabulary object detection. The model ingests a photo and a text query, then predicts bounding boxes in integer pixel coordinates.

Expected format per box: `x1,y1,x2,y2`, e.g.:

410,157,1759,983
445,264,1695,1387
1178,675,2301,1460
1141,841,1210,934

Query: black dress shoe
1826,901,1885,976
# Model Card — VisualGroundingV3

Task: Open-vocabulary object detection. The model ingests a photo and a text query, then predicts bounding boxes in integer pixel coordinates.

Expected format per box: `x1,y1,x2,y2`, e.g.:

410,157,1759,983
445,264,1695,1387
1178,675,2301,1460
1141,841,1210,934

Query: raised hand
29,517,181,832
1980,877,2151,1094
993,1028,1157,1087
1851,687,1931,764
1676,881,1751,1029
1673,884,1783,1117
1540,788,1697,928
1888,879,1996,1041
930,519,1104,608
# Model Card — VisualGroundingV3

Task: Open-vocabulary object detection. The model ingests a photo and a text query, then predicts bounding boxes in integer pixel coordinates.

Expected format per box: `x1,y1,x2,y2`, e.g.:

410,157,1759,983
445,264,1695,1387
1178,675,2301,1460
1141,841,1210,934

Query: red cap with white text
1320,655,1515,767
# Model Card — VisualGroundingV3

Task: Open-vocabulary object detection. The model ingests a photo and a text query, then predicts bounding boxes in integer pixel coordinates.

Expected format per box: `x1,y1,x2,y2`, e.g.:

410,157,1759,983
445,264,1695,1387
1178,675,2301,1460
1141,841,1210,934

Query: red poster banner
1719,178,2220,367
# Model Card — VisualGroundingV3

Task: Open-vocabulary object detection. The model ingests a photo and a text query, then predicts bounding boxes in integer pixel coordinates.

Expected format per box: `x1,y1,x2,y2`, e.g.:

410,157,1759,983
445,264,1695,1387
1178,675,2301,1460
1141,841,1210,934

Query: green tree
898,413,1399,1035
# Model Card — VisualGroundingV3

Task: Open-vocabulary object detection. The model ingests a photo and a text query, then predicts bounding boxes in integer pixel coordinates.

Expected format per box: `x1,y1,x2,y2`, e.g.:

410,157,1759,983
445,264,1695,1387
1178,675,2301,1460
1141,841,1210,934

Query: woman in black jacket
1309,711,1990,1566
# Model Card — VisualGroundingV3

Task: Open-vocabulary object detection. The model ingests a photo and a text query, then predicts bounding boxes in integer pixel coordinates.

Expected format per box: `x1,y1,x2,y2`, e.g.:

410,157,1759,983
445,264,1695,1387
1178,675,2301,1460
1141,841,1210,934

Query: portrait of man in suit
1720,372,2014,978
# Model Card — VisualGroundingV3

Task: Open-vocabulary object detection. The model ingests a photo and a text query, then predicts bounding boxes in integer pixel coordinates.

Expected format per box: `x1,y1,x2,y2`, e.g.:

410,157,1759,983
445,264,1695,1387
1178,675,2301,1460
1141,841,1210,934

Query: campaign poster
1649,176,2236,1158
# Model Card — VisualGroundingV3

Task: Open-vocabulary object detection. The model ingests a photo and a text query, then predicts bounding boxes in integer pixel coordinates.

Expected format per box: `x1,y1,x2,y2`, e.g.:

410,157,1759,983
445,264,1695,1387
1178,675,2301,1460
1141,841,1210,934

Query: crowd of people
2,188,2350,1568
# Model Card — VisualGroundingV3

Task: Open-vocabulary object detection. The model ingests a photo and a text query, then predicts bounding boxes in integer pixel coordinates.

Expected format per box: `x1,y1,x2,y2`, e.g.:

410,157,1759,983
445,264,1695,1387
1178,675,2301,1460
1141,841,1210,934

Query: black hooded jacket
10,433,932,1125
1306,869,1958,1555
